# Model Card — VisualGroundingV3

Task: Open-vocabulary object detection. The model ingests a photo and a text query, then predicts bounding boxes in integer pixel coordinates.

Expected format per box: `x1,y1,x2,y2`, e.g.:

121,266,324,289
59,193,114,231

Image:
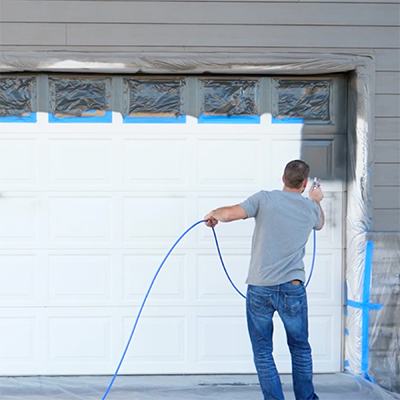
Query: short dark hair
283,160,310,189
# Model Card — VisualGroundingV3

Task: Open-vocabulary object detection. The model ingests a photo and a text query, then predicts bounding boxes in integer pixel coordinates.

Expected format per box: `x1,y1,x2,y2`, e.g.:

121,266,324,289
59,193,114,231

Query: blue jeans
246,282,319,400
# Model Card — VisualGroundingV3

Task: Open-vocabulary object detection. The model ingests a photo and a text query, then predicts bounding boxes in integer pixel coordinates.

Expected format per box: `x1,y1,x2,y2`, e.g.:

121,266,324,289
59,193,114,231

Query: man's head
282,160,310,191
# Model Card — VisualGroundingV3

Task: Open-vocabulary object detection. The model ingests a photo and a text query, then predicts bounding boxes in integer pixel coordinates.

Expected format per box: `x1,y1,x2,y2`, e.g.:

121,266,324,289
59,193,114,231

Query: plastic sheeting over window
0,76,36,117
273,79,331,122
124,78,185,117
201,79,259,116
48,76,111,118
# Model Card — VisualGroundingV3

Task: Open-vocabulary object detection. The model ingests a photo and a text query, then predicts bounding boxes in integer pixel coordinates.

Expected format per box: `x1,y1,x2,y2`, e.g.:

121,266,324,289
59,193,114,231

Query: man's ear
303,178,309,189
282,175,285,184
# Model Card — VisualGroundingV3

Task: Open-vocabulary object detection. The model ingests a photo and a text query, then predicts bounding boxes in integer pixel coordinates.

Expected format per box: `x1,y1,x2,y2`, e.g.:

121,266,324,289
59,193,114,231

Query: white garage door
0,75,346,375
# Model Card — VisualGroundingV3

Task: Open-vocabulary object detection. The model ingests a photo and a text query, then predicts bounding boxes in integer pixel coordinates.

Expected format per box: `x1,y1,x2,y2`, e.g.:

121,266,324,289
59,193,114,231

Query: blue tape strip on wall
0,113,37,123
123,115,187,124
49,111,112,123
198,114,260,124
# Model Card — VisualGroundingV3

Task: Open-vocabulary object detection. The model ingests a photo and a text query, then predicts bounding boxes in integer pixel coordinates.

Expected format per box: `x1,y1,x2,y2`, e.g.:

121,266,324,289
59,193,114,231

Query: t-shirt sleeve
239,191,263,219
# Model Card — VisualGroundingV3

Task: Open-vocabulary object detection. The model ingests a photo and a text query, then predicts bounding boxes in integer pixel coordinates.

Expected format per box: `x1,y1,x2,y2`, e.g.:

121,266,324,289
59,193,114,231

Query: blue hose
101,220,317,399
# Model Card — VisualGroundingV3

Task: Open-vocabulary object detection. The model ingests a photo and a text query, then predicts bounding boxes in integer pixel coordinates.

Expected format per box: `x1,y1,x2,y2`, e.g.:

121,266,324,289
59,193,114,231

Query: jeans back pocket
284,292,306,317
248,290,274,316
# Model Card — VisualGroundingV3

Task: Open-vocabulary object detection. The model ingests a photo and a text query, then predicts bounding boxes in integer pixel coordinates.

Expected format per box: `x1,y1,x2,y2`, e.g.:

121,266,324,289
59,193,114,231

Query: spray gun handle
313,177,321,188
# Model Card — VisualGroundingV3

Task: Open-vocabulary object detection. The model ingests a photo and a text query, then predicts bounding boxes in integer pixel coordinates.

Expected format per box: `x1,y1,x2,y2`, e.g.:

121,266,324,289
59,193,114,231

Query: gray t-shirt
240,190,322,286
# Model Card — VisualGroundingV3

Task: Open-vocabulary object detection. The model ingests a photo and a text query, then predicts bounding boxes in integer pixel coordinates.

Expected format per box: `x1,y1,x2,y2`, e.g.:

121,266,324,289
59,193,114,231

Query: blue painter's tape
272,116,304,124
361,241,374,374
0,113,37,123
49,111,112,123
344,360,350,367
123,115,186,124
198,114,260,124
345,329,349,336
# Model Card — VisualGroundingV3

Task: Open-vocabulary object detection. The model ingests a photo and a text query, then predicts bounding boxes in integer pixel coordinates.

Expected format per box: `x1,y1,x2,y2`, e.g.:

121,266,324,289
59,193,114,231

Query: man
204,160,324,400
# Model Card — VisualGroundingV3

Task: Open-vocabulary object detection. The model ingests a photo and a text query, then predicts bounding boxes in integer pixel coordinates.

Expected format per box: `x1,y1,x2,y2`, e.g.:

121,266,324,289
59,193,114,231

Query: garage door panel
49,317,111,364
196,254,249,301
0,254,38,304
122,254,186,302
0,317,38,365
304,249,342,305
123,139,187,186
48,254,112,305
0,138,37,188
0,195,37,242
197,316,252,364
48,139,113,187
123,196,187,243
197,139,261,186
122,316,186,363
49,197,112,243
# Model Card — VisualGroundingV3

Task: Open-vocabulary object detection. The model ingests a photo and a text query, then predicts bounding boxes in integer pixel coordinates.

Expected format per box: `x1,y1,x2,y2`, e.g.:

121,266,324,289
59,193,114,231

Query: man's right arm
204,205,248,228
309,186,325,230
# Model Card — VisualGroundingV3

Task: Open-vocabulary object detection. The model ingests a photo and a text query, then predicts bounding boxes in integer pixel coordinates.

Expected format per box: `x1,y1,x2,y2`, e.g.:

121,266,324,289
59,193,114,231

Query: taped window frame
198,77,260,124
272,77,333,124
123,76,186,124
0,74,37,122
48,74,112,123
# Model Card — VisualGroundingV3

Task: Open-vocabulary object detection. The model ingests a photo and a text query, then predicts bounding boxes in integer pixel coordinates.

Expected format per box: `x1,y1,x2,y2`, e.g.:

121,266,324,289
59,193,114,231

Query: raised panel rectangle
49,139,112,185
49,197,111,242
0,140,36,186
0,318,36,363
0,197,36,241
49,255,111,302
123,140,186,185
122,254,185,301
197,316,251,362
123,316,185,362
196,254,248,300
49,317,111,362
197,140,260,185
123,197,186,242
0,255,36,302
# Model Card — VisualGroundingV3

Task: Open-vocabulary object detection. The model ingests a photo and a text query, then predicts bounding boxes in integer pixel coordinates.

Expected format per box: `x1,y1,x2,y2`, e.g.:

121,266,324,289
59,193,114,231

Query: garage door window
49,77,112,123
272,79,331,124
0,76,37,123
199,78,260,124
123,78,186,124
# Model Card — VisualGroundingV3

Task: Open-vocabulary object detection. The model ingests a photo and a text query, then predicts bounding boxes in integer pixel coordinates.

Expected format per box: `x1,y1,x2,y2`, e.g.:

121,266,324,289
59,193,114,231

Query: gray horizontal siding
373,210,400,231
376,72,400,94
1,23,398,48
65,24,399,47
376,95,400,118
375,141,400,163
374,187,400,208
375,164,400,186
1,1,398,26
0,23,66,45
375,118,400,140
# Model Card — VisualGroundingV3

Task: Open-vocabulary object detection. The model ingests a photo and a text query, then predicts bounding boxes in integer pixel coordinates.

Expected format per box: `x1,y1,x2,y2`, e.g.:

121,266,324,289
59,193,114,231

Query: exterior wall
1,0,399,230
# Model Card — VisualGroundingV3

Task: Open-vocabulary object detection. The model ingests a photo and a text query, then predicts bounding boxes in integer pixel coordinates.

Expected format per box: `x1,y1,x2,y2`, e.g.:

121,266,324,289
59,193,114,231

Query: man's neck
283,185,304,194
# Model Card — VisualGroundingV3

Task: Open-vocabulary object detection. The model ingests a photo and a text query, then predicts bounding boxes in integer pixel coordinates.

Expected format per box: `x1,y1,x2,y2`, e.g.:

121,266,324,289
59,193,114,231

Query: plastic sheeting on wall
48,76,111,117
200,79,259,116
0,76,36,117
124,78,185,117
272,79,331,121
368,233,400,394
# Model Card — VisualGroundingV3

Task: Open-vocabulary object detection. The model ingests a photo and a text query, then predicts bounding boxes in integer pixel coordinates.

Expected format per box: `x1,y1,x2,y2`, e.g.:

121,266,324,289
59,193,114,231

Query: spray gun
313,177,321,188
